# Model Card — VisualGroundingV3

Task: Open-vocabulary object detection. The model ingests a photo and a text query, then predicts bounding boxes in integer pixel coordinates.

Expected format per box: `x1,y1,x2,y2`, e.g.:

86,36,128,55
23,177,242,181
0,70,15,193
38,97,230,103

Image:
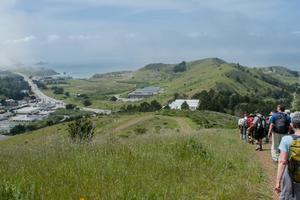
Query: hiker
238,114,248,140
243,114,248,142
252,112,265,151
238,117,245,140
268,105,292,162
275,112,300,199
264,113,272,144
247,114,255,144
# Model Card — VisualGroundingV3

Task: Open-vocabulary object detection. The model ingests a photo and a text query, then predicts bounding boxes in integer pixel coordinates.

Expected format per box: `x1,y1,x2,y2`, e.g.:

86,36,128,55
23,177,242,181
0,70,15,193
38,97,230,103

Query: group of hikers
238,105,300,199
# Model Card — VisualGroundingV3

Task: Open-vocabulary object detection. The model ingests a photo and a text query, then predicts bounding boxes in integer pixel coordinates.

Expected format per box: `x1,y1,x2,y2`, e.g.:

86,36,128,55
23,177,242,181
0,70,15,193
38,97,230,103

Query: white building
14,107,40,115
128,87,162,99
169,99,200,111
10,115,45,123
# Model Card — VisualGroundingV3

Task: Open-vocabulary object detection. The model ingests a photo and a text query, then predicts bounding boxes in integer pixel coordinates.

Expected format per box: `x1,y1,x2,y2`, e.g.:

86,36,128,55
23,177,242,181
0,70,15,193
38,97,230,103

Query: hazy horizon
1,0,300,70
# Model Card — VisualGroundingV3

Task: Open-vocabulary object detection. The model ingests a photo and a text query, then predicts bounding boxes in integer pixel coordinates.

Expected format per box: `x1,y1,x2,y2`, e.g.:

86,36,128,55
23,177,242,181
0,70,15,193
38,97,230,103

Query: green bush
134,127,147,135
68,117,95,142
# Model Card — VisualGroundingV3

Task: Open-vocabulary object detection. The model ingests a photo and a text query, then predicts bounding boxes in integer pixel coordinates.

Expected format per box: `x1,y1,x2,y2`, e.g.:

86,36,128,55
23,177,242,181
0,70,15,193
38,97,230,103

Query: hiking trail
255,143,278,200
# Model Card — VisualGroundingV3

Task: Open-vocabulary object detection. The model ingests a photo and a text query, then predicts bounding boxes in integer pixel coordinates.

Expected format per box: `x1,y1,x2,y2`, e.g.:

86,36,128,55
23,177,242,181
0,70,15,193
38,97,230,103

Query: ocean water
50,63,139,79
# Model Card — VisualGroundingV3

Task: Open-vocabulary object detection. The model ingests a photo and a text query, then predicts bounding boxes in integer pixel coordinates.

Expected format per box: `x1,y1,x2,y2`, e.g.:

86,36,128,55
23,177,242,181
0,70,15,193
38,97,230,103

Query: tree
65,92,70,97
150,100,162,111
139,102,151,112
292,92,300,111
173,61,187,73
164,105,171,110
10,125,26,135
83,99,92,107
66,104,77,110
68,117,95,142
52,86,64,94
110,96,118,102
181,101,190,110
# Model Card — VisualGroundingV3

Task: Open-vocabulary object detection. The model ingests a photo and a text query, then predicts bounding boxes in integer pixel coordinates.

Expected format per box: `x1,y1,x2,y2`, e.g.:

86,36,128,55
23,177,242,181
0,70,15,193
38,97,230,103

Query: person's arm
268,124,273,138
288,124,293,134
275,152,289,193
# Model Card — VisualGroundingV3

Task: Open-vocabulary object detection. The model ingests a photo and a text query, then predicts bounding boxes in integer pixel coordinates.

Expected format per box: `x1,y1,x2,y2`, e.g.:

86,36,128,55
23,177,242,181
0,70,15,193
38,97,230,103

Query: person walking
238,117,245,140
268,105,292,162
275,112,300,199
252,112,265,151
247,114,255,144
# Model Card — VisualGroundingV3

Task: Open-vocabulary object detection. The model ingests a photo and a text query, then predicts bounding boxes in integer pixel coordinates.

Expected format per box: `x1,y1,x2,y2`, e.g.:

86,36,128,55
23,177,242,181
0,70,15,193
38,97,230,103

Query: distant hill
259,66,299,77
128,58,299,97
91,71,132,79
48,57,300,114
0,71,30,100
14,67,59,77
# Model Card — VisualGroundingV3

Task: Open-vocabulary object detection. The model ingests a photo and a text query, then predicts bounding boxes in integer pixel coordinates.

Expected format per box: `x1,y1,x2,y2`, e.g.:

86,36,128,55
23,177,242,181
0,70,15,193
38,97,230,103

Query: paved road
17,72,111,115
17,73,65,106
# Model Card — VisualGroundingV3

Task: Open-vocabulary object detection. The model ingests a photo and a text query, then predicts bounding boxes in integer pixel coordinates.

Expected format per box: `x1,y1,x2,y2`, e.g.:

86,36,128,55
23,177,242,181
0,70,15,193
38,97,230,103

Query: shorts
254,129,264,140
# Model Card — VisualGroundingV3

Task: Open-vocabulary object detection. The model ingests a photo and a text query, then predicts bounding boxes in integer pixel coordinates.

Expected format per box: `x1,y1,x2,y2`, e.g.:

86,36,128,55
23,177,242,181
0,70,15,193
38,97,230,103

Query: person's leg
242,127,246,140
259,138,263,150
271,133,278,162
273,133,286,161
240,126,243,140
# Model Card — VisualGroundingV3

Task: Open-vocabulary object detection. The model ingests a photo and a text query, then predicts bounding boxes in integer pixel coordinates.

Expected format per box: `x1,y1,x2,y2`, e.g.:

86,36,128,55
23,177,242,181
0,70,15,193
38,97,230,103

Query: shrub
10,125,26,135
68,117,95,142
110,96,118,102
83,99,92,107
51,86,64,94
66,104,76,110
173,61,187,73
134,127,147,135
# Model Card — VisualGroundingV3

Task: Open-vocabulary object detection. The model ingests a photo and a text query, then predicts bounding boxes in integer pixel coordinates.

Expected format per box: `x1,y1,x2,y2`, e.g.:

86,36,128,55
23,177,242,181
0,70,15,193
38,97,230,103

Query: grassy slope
0,112,271,199
41,58,298,109
258,66,300,84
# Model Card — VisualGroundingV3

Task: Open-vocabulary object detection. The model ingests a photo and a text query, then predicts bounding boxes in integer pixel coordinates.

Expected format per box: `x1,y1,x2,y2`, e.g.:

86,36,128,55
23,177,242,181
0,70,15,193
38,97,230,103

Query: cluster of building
32,74,72,84
126,86,200,111
0,96,65,134
128,87,163,99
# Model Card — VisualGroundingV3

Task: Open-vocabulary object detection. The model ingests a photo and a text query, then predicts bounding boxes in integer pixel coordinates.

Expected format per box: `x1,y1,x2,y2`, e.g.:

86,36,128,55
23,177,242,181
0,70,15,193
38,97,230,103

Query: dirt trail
173,117,194,134
112,115,154,133
255,143,278,200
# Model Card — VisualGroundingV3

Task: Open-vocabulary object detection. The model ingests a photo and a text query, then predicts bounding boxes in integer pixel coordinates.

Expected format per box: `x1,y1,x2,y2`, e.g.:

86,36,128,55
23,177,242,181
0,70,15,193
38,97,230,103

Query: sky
1,0,300,72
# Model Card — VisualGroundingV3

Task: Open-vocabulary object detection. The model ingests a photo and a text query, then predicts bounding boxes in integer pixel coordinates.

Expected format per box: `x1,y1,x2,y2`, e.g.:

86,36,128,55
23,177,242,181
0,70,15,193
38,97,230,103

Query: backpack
238,118,245,126
274,113,289,134
247,117,254,127
288,135,300,183
256,117,265,132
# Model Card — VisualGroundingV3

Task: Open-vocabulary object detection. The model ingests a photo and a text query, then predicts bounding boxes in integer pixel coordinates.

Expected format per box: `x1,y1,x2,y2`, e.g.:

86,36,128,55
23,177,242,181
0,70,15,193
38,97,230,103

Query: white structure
128,87,162,99
169,99,200,111
14,107,40,115
10,115,45,123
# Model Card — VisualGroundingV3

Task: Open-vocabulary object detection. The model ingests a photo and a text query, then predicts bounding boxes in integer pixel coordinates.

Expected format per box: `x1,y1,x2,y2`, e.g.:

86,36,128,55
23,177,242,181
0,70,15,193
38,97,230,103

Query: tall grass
0,126,271,199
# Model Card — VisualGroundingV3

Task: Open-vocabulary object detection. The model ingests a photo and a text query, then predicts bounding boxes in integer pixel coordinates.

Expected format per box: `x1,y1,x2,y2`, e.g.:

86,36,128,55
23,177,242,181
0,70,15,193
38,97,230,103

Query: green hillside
0,112,271,199
258,66,300,84
0,71,30,100
38,58,300,113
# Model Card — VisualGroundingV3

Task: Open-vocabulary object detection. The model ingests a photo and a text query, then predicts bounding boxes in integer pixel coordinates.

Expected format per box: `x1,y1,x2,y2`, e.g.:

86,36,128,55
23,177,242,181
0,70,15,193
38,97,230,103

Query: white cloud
0,1,35,67
68,35,92,40
4,35,36,44
188,32,208,39
47,34,60,42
